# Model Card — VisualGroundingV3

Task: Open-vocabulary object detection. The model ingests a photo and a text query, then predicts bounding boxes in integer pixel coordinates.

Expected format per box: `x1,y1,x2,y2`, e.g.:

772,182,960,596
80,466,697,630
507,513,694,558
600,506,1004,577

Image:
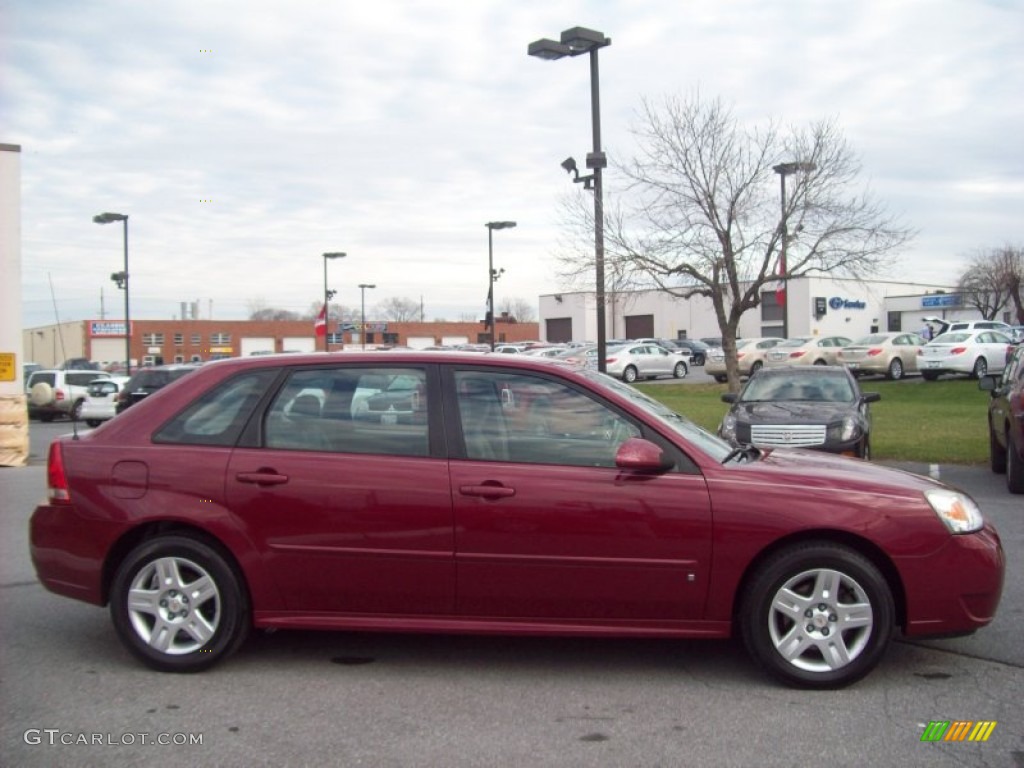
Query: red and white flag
774,253,786,306
314,303,327,337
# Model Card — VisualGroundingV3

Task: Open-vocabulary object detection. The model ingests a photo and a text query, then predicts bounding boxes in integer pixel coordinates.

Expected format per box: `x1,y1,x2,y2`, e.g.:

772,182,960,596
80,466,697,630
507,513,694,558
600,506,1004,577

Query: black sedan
717,366,880,459
665,339,711,366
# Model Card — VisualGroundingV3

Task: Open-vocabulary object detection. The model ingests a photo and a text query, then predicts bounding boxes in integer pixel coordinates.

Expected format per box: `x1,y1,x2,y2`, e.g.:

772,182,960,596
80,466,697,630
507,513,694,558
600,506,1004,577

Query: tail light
949,347,967,356
55,389,66,402
866,348,883,357
789,351,807,359
47,442,71,504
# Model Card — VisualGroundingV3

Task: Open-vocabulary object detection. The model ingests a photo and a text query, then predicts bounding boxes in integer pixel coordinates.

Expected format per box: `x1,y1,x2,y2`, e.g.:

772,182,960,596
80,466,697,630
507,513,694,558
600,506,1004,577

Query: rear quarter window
153,370,277,446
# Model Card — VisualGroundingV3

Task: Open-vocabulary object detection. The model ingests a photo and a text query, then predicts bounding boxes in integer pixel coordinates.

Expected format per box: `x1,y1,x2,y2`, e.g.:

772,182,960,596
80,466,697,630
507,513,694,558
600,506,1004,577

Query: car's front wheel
673,361,688,378
622,366,638,383
1007,432,1024,494
110,535,249,672
972,357,987,379
886,358,904,380
989,418,1007,474
740,543,894,688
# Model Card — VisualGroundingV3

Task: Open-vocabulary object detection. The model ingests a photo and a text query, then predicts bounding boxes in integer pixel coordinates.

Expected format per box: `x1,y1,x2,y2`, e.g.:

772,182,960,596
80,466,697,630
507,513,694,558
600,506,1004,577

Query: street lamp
486,221,516,350
93,212,130,374
322,252,346,351
529,26,611,372
358,283,376,349
772,162,816,339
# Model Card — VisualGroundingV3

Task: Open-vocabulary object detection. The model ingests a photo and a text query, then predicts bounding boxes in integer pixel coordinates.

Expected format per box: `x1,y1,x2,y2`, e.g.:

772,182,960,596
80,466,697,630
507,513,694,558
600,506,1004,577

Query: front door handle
459,484,515,499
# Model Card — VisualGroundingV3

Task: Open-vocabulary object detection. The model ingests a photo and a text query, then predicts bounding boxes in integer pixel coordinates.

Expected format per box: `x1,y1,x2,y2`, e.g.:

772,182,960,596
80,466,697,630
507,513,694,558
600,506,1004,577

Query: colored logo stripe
921,721,997,743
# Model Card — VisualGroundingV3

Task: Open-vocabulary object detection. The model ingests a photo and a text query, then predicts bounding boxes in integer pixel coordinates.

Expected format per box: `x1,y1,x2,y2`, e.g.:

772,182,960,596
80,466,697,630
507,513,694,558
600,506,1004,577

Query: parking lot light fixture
93,212,131,374
322,252,346,350
358,283,376,349
486,221,517,351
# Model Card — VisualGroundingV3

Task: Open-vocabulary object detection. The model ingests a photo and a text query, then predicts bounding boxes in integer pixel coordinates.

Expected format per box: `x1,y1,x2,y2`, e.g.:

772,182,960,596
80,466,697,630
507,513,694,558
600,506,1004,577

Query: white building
538,275,996,343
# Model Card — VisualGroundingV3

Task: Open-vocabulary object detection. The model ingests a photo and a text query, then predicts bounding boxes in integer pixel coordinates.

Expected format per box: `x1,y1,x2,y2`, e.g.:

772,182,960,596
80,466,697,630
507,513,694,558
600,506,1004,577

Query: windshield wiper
723,444,762,464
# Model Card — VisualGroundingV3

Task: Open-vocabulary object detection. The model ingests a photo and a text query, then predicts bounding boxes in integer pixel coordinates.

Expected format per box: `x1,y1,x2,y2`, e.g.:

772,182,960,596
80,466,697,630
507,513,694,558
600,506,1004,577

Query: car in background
22,362,43,388
919,330,1015,380
29,350,1004,688
923,317,1015,338
836,332,927,380
666,339,711,366
604,342,688,382
979,344,1024,494
704,337,785,383
115,364,201,414
718,366,880,459
764,336,853,368
26,369,113,421
79,375,130,427
1006,325,1024,344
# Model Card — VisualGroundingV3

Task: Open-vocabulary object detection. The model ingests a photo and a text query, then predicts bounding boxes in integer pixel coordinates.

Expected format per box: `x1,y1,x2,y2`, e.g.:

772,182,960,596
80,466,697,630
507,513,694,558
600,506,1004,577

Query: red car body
30,352,1004,687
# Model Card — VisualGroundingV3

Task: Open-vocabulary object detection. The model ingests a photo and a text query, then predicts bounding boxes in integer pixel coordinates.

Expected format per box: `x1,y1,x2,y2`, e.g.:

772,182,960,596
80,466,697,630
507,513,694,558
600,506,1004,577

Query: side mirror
978,375,998,393
862,392,881,404
615,437,675,473
721,393,738,404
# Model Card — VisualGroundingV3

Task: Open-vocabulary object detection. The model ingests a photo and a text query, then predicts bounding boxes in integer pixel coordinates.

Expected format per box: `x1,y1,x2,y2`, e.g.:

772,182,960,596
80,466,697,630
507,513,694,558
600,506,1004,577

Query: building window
191,333,201,345
383,333,399,344
174,333,184,345
326,332,344,344
142,333,165,345
174,355,184,363
210,332,231,344
190,354,203,362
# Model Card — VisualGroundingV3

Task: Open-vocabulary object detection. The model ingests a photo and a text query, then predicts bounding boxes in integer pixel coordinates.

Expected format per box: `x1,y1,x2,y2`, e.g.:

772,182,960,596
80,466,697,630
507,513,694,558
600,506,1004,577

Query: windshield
741,372,855,403
582,370,733,461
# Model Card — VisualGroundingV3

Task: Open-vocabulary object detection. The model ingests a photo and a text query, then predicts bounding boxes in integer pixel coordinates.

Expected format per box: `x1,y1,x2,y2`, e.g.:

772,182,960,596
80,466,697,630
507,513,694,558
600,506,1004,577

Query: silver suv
27,369,112,421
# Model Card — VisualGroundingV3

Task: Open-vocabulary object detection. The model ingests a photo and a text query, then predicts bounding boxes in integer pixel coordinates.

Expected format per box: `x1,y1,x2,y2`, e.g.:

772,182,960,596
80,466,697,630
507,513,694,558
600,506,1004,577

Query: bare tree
378,297,422,323
959,245,1024,323
498,298,536,323
248,298,300,322
559,93,914,389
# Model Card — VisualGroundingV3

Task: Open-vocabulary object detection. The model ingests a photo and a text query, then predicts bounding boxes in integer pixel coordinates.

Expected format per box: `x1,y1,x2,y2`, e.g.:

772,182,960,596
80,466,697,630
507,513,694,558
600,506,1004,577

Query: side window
263,367,429,457
154,370,276,446
455,370,640,467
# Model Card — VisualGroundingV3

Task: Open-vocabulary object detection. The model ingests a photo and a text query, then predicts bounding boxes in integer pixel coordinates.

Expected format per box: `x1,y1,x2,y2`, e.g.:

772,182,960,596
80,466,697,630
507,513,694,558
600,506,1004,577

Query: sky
3,0,1022,329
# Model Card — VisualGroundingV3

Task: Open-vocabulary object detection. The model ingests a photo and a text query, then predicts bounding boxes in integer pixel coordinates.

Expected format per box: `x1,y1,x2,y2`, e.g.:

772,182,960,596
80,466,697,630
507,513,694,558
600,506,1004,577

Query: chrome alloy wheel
767,567,874,673
126,556,221,655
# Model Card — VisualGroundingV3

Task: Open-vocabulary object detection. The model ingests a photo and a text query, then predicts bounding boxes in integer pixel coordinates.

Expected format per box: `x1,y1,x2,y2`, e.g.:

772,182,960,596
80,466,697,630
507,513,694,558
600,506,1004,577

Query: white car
764,335,853,368
79,376,130,427
705,338,785,383
604,342,688,383
918,330,1015,380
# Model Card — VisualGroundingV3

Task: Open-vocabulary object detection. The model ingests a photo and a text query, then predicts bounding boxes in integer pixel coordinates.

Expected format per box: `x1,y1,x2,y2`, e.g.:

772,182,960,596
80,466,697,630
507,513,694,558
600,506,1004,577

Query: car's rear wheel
86,419,102,428
1007,432,1024,494
110,535,249,672
886,358,904,380
71,399,85,420
622,366,638,383
714,375,727,384
972,357,987,379
740,543,894,689
989,418,1007,474
673,361,688,378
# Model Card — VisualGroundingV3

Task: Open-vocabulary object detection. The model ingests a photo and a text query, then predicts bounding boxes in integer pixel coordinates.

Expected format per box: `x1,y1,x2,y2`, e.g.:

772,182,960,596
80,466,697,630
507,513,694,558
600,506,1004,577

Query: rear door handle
459,484,515,499
236,470,289,486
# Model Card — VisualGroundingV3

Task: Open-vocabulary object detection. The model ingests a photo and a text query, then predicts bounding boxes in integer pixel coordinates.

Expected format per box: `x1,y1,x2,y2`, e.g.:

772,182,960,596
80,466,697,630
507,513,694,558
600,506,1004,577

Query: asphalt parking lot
1,420,1021,767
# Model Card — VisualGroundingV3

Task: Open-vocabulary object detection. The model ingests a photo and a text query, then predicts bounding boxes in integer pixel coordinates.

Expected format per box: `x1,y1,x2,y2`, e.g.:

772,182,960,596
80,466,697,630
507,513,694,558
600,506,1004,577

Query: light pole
93,212,130,374
322,252,346,351
529,26,611,372
358,283,376,349
486,221,516,350
772,162,815,339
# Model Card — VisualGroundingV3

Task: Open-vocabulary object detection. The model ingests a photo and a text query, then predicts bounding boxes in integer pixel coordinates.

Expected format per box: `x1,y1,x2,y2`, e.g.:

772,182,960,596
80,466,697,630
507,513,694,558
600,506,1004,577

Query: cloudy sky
4,0,1022,329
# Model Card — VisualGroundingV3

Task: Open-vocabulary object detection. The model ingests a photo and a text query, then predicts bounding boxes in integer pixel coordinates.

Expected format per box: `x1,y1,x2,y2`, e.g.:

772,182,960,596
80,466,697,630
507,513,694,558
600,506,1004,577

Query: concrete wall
0,143,26,467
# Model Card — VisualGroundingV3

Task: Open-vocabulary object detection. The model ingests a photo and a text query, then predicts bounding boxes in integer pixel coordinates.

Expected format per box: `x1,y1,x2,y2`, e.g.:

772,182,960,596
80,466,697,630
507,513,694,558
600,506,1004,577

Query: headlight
719,413,736,442
924,488,985,534
840,415,861,442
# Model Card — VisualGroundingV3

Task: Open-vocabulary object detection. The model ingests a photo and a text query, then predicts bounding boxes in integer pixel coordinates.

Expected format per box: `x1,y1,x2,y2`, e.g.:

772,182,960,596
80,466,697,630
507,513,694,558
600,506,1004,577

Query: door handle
459,484,515,499
236,470,289,486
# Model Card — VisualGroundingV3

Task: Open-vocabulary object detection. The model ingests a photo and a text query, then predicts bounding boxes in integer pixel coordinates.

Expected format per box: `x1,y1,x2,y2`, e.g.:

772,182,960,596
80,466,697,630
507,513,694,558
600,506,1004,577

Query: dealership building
538,275,994,343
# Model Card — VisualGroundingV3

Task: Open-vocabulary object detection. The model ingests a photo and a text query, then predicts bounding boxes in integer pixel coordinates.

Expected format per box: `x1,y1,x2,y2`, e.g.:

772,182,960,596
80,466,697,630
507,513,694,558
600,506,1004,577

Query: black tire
859,439,871,461
622,366,638,383
813,359,827,366
694,354,705,366
71,399,85,420
1008,432,1024,494
85,419,102,428
989,419,1007,474
886,358,904,381
750,361,763,374
921,372,939,381
972,357,987,380
740,542,894,689
110,535,249,672
714,375,728,384
673,361,688,379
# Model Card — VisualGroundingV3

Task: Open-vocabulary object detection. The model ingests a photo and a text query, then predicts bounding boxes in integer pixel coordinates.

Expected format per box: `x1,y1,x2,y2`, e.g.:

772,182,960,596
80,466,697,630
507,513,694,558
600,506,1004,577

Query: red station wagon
30,352,1004,688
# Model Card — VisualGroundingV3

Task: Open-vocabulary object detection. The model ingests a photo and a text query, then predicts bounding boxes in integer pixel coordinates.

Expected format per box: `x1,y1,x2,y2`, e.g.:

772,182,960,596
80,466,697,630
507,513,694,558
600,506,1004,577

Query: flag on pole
774,252,787,306
314,303,327,337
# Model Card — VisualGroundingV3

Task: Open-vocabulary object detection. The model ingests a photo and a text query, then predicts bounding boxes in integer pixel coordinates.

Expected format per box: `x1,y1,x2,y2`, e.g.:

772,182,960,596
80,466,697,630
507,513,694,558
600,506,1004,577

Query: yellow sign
0,352,16,382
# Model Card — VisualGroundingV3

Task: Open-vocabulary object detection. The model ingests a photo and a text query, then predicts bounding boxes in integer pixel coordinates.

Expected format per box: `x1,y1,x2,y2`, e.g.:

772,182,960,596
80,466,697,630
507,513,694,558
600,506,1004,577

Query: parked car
718,366,880,459
30,351,1004,688
26,369,113,421
79,375,130,427
604,342,688,382
115,364,201,414
922,316,1015,337
836,332,927,380
705,337,785,383
918,330,1015,380
764,336,853,368
666,339,711,366
979,344,1024,493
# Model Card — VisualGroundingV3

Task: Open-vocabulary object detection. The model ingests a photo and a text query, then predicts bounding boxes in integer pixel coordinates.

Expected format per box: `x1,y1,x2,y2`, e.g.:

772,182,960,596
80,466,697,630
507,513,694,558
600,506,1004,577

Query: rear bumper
29,503,116,606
